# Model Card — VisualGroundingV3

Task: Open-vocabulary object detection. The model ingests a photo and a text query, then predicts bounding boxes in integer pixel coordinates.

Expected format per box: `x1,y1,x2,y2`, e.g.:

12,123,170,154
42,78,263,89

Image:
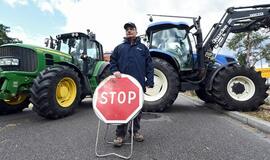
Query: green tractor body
0,32,110,118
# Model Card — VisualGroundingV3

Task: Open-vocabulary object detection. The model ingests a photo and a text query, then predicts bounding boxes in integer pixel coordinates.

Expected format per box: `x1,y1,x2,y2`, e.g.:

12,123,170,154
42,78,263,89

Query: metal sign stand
95,119,134,160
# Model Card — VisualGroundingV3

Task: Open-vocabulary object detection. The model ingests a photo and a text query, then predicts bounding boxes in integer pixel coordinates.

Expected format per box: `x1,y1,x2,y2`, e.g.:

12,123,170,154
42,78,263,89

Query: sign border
93,74,144,124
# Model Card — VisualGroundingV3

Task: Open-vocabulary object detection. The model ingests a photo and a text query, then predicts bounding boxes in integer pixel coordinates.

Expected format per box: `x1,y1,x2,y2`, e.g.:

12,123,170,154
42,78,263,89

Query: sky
0,0,269,63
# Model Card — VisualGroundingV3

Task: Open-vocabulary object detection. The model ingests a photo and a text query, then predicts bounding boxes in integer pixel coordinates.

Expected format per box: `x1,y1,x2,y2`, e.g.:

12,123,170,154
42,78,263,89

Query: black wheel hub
231,82,245,95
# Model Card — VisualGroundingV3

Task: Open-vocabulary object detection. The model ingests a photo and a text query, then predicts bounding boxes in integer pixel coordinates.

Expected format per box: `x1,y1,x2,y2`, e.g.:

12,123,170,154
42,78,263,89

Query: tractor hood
1,43,71,59
146,21,189,35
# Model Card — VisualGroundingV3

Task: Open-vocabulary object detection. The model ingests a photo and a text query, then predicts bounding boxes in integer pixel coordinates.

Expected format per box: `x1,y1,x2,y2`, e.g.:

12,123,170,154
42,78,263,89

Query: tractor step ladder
95,120,134,160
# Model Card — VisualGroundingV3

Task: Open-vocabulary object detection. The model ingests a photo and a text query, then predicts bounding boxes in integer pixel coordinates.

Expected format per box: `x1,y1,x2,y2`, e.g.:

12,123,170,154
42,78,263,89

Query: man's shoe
133,132,144,142
113,137,124,147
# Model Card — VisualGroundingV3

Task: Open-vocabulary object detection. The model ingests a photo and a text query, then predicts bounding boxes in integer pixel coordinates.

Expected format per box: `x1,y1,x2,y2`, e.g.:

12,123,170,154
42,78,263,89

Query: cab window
151,27,193,70
86,40,100,59
151,28,190,56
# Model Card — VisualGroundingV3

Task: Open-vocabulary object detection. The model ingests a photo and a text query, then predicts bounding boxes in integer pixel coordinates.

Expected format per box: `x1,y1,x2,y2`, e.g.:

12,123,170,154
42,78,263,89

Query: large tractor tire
30,66,81,119
143,57,180,112
0,94,30,114
195,88,215,103
211,65,268,111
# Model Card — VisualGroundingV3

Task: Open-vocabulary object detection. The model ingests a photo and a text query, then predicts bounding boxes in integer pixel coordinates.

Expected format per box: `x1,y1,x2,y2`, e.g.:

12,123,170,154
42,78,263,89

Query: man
110,22,154,147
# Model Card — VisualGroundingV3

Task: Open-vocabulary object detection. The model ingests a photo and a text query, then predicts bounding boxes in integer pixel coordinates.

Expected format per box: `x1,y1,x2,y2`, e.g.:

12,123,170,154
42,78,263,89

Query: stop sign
93,74,144,124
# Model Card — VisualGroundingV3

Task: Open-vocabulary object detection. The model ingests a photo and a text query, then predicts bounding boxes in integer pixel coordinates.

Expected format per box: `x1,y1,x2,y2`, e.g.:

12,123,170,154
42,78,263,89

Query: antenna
147,14,197,22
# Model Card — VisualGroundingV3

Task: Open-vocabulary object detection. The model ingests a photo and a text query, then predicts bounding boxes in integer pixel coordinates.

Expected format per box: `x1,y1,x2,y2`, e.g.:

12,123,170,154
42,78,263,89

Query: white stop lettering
99,91,136,104
118,92,125,104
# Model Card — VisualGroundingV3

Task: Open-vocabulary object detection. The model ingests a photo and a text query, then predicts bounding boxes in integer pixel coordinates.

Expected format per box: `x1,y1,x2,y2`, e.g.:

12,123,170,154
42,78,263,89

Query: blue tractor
143,4,270,112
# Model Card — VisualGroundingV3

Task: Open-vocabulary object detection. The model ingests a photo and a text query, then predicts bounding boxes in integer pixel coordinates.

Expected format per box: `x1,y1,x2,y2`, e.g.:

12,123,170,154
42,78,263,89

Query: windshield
151,28,190,56
57,37,84,54
56,37,85,70
150,28,193,70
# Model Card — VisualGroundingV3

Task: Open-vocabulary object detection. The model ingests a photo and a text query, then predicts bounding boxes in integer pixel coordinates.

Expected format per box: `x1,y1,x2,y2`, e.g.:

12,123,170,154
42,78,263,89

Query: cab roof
56,32,88,40
146,21,190,35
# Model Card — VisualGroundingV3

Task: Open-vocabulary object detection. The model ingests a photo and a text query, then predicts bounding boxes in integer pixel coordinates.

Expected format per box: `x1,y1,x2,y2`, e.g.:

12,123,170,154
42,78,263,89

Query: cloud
3,0,28,7
8,25,47,46
4,0,55,13
42,0,144,50
38,0,270,51
6,0,270,52
36,1,54,13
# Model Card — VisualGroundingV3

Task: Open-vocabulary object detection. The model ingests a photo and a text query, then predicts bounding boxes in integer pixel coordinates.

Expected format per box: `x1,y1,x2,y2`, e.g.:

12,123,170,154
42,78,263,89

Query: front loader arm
203,4,270,52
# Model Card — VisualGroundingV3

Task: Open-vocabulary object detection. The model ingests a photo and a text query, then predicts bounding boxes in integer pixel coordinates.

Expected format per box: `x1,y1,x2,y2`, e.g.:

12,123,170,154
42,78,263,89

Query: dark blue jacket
110,37,154,91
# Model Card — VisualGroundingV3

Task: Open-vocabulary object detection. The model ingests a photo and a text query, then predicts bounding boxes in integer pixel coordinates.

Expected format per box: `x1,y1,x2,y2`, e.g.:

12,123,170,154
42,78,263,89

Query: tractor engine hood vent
0,46,38,72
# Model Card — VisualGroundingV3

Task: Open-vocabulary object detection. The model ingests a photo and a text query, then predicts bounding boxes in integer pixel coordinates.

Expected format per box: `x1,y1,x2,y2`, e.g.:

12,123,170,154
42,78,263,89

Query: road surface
0,94,270,160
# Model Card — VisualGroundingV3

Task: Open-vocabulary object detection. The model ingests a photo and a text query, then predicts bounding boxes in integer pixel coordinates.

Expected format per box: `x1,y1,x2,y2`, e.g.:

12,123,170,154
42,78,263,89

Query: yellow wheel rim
4,94,28,105
56,77,77,108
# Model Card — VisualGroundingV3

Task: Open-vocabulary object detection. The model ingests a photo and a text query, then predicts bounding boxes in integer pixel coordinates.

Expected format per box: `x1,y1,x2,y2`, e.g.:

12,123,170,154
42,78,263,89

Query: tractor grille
0,46,38,72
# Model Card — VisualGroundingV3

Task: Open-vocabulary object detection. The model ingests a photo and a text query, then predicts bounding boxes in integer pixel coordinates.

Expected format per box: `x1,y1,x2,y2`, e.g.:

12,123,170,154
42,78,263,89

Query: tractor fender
206,62,238,91
55,62,84,79
150,49,180,71
55,62,91,93
96,62,110,80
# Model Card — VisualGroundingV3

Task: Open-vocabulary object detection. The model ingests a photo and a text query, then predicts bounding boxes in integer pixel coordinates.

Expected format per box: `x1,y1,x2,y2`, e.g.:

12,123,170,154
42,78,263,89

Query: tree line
227,29,270,67
0,24,22,45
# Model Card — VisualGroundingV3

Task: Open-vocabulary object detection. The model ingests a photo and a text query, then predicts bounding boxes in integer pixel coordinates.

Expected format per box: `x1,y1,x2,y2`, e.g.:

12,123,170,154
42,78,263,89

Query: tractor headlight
0,58,20,66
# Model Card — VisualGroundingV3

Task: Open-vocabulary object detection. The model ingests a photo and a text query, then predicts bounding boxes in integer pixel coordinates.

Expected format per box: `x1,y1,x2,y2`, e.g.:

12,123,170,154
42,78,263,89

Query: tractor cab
146,21,193,71
55,32,104,75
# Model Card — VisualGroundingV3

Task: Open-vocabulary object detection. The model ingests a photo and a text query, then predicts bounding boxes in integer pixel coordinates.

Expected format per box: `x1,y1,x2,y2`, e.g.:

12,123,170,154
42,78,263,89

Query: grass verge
245,105,270,122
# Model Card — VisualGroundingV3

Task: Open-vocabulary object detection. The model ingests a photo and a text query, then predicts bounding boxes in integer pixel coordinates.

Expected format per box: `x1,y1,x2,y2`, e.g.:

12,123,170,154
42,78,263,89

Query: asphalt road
0,94,270,160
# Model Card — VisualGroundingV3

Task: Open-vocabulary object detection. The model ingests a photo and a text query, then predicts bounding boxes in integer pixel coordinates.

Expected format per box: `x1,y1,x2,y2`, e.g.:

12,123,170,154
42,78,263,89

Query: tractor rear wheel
30,66,81,119
143,57,179,112
211,65,268,111
195,88,215,103
0,94,30,114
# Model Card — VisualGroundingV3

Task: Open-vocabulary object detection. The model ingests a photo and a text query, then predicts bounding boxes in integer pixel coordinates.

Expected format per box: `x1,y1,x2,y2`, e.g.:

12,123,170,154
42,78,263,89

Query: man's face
125,27,137,39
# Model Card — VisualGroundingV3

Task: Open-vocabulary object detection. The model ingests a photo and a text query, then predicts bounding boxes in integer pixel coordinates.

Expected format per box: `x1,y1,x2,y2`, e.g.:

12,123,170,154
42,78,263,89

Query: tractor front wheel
30,66,81,119
211,65,268,111
0,94,30,114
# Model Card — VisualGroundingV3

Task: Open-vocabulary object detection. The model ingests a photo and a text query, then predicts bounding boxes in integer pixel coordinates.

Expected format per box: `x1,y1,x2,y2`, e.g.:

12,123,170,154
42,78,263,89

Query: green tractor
0,31,110,119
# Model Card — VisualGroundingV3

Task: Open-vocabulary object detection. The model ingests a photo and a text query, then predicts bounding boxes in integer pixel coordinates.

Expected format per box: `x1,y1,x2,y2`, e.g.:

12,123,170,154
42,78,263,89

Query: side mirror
49,36,55,49
44,38,49,47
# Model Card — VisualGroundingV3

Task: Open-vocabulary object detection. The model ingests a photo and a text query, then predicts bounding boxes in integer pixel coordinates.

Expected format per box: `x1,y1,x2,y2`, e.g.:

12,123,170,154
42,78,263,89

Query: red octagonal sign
93,74,144,124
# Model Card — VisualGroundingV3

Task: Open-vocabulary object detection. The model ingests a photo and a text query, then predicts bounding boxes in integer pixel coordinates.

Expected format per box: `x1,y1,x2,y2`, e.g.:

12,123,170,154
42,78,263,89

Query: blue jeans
115,111,142,137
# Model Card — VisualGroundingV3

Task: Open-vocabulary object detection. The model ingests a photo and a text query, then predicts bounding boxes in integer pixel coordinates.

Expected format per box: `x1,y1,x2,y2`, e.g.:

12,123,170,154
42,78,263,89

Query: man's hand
146,85,154,89
113,71,121,78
